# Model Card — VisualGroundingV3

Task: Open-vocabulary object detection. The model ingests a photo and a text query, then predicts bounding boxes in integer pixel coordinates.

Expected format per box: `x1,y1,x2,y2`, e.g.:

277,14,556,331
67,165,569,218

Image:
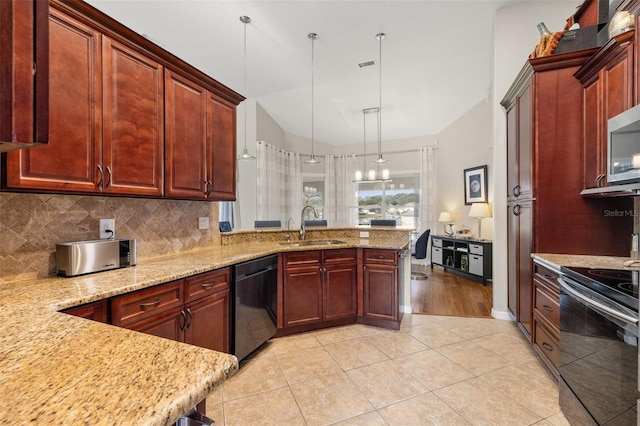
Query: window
357,173,419,227
302,175,324,220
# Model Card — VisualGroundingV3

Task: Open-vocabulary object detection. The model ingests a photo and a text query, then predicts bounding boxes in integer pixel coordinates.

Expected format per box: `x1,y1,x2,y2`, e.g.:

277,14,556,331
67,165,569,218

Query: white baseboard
401,305,413,314
491,308,515,321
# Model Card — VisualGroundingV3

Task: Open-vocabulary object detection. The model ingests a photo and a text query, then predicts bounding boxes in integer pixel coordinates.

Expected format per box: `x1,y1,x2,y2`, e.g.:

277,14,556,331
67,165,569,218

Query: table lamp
468,203,491,239
438,212,453,236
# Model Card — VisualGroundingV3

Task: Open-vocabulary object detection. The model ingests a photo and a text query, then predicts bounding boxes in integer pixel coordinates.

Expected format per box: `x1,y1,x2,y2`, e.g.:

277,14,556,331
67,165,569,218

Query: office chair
411,229,430,279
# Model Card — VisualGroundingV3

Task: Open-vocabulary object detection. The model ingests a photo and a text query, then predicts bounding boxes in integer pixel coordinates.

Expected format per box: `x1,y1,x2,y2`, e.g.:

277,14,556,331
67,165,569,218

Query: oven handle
558,277,638,326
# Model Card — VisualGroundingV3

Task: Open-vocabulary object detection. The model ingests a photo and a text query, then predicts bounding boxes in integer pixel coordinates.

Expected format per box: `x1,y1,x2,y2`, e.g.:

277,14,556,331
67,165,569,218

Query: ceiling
86,0,512,146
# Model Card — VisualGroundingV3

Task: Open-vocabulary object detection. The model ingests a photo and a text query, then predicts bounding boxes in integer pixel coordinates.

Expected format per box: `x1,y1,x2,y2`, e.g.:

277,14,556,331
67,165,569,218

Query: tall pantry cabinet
501,50,633,340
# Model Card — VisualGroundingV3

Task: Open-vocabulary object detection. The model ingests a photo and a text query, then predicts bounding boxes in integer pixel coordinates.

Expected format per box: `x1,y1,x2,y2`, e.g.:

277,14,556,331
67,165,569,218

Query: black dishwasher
232,255,278,361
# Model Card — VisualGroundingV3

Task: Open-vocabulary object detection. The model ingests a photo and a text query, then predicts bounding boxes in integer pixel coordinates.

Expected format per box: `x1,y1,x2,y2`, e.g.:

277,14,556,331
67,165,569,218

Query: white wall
492,1,581,318
436,97,493,238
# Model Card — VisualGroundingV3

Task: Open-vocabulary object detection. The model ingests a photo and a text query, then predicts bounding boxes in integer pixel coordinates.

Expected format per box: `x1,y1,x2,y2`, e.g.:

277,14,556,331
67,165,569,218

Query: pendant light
372,32,388,165
238,15,255,160
304,32,322,165
354,107,390,182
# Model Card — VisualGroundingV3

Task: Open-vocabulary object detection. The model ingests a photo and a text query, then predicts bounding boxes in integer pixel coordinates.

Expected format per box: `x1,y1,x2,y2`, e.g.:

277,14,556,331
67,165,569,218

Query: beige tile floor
206,314,571,426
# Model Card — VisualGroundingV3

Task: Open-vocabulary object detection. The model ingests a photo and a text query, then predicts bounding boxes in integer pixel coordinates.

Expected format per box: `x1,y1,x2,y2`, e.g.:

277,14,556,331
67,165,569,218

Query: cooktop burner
561,266,639,311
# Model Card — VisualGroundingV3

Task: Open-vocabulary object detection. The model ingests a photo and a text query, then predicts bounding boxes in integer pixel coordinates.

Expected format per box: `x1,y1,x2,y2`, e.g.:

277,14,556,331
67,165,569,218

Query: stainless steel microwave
608,103,640,184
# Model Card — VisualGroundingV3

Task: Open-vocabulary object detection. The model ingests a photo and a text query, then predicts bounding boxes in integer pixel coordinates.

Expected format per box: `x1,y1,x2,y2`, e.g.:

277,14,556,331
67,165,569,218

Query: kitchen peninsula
0,228,410,425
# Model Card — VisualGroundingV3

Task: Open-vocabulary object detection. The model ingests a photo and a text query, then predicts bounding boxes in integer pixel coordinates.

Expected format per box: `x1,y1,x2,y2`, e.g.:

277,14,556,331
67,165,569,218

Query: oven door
558,276,639,425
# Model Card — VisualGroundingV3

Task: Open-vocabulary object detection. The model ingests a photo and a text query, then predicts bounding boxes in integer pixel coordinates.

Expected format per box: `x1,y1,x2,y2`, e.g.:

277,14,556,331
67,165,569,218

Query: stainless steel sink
279,239,345,247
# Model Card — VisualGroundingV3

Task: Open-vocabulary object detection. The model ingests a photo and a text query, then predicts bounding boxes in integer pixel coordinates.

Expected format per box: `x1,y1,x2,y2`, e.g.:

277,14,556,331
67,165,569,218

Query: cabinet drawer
534,320,559,368
534,263,559,292
323,248,357,264
432,238,442,248
469,244,483,255
110,280,184,327
534,285,559,328
432,247,443,265
185,268,230,303
363,249,397,265
283,250,322,268
469,254,483,276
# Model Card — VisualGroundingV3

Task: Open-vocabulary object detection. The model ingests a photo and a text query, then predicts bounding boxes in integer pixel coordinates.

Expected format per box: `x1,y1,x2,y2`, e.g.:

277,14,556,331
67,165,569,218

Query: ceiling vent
358,60,375,68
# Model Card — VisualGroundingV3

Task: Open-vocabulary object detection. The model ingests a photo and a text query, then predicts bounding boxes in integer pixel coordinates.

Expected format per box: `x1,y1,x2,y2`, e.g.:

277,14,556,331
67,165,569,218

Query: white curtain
420,146,437,262
325,155,357,226
256,141,302,223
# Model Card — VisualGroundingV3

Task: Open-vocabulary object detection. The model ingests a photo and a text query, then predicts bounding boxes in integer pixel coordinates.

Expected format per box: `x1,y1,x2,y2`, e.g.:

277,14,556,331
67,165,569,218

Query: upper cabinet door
516,84,533,200
164,69,208,199
4,8,102,192
207,94,236,200
102,37,164,196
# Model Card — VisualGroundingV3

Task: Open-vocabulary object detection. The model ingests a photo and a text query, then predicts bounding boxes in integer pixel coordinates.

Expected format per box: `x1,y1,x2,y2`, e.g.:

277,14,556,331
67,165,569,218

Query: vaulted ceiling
86,0,514,145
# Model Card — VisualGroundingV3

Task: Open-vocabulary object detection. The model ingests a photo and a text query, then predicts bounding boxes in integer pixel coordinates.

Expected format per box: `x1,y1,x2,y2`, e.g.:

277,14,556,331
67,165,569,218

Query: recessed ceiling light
358,60,375,68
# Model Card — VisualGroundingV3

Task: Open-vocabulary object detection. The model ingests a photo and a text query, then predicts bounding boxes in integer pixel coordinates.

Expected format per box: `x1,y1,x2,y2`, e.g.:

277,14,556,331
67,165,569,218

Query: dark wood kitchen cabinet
0,0,49,152
502,49,633,342
575,30,635,190
62,299,108,323
532,261,560,378
110,268,231,353
164,69,237,200
3,5,164,196
281,249,357,333
361,248,401,328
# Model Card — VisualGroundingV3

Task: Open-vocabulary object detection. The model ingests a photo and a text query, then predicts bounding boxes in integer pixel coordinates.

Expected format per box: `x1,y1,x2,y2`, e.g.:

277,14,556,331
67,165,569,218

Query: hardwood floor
410,264,493,317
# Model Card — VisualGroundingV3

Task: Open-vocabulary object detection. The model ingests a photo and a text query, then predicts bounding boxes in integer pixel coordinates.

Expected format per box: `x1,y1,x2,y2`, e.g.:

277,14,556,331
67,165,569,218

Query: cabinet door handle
595,174,605,188
513,204,521,216
140,299,161,311
542,342,553,352
105,166,112,188
96,165,104,187
203,180,209,195
207,180,212,195
512,185,521,198
180,310,187,330
542,304,554,312
186,308,193,329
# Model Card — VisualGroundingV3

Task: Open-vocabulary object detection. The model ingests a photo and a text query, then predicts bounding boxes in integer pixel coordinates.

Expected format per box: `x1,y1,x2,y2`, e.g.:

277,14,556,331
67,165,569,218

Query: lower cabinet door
363,264,398,321
323,263,357,321
283,266,323,327
184,290,231,353
127,306,184,342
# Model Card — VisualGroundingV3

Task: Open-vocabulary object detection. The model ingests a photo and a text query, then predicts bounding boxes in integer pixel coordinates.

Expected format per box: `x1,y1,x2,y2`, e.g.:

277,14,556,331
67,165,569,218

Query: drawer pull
139,299,162,310
201,282,217,289
375,255,386,259
542,274,555,280
542,342,553,352
542,304,554,312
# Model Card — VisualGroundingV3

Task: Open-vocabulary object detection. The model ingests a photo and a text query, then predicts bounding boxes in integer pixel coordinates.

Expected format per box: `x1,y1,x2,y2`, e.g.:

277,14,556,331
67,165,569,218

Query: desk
430,235,492,285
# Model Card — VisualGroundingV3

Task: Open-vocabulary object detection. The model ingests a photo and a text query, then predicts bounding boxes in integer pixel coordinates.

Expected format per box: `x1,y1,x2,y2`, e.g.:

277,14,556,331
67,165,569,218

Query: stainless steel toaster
56,239,136,277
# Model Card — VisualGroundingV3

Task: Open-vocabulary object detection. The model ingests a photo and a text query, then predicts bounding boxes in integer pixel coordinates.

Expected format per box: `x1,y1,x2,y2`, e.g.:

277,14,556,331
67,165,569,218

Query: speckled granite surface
532,253,633,272
0,234,410,425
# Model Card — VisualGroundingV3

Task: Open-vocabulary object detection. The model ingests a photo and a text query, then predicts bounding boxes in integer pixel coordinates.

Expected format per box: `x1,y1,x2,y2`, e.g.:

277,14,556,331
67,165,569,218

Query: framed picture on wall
464,165,488,205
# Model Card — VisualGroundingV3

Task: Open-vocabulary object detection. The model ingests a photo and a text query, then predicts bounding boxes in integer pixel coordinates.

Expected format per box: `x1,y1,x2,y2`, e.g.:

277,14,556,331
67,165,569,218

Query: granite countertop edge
532,253,633,272
0,237,408,425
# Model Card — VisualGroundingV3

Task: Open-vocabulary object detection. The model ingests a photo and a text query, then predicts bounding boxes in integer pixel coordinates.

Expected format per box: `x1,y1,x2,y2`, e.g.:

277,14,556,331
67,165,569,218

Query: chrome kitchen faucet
299,205,319,240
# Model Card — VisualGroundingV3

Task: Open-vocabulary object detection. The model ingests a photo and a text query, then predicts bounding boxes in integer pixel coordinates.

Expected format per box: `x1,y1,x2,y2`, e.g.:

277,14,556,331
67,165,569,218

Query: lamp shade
438,212,451,223
468,203,491,218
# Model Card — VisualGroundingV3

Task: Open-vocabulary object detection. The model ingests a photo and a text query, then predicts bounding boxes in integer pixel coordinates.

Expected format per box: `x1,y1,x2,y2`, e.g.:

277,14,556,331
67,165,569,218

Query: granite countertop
532,253,633,272
0,236,409,425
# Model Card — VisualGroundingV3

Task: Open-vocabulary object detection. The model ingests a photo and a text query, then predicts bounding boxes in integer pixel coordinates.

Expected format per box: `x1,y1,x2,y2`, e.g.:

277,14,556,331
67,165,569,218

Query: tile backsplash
0,192,220,282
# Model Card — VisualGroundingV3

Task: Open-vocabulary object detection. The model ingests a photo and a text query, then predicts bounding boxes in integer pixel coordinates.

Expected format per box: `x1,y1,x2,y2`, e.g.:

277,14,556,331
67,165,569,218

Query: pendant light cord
376,33,386,163
305,33,321,164
239,16,254,160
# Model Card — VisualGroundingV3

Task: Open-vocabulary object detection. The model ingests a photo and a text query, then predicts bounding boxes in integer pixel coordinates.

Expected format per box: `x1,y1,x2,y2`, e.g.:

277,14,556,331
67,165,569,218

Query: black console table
430,235,492,285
